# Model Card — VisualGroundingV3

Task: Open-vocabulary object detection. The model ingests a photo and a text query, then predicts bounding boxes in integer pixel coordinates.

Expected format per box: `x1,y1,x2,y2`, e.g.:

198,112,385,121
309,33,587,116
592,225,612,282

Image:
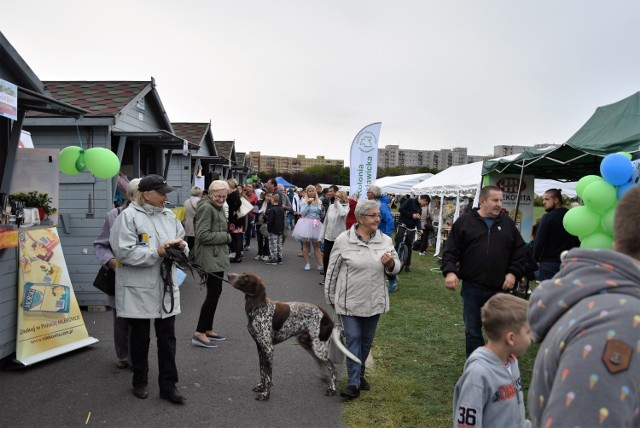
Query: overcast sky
5,1,640,166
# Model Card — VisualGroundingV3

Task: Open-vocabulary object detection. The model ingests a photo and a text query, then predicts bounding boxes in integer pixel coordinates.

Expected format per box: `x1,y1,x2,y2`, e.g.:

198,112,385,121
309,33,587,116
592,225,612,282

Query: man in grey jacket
527,186,640,427
110,174,188,404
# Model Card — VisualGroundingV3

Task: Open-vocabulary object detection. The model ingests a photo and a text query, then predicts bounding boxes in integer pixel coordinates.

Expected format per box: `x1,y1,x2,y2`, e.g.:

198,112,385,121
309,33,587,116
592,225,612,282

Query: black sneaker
340,385,360,399
132,386,148,399
266,260,278,266
404,266,411,273
359,377,371,391
160,388,186,404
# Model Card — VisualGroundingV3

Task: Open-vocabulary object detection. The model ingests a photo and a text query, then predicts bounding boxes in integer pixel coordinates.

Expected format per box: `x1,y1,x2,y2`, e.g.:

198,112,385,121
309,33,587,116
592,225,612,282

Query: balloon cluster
59,146,121,179
563,153,637,249
245,174,260,184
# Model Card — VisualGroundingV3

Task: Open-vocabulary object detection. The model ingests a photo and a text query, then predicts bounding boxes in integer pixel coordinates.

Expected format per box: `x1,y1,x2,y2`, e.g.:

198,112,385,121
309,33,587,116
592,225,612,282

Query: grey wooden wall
0,248,18,359
24,125,111,307
166,152,192,207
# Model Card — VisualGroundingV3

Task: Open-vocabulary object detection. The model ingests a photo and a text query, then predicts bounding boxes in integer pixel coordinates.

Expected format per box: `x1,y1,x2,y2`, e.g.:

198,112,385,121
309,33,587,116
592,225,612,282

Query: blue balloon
600,153,633,186
617,181,636,200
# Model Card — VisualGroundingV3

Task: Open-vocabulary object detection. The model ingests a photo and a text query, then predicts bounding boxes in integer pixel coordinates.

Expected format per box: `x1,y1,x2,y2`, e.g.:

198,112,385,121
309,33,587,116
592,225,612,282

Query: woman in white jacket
319,187,349,286
110,174,188,404
324,199,400,399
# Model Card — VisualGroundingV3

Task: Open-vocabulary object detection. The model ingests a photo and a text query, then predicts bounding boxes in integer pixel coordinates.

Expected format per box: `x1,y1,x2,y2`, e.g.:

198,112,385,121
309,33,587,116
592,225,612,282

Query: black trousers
322,239,335,277
196,272,223,333
127,316,178,393
256,228,269,257
231,233,243,261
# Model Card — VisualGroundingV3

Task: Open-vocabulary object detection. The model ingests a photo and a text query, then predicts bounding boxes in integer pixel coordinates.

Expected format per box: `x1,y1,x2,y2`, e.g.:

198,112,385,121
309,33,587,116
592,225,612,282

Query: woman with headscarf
183,185,203,254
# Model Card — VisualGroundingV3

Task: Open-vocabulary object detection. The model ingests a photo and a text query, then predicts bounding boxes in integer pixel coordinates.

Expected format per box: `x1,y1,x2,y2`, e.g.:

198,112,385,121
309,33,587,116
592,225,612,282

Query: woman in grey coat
110,174,187,404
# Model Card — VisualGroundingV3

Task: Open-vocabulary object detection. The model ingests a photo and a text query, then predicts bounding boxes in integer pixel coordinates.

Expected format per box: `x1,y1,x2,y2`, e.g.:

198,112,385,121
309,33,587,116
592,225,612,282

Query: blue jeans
461,283,498,358
538,260,561,281
341,314,380,387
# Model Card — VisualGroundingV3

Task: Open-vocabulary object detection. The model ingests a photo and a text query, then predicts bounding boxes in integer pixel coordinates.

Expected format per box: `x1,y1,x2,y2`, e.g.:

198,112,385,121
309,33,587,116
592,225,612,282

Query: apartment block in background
248,152,344,173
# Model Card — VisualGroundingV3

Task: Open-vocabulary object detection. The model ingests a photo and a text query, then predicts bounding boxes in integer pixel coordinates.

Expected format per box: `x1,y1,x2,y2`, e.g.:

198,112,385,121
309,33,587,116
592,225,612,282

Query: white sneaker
418,252,425,256
253,255,262,260
261,255,270,261
304,263,311,270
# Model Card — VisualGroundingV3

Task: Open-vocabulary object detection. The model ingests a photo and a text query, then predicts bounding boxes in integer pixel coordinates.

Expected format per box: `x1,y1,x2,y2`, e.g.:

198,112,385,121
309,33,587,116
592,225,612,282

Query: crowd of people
94,175,429,402
94,174,640,426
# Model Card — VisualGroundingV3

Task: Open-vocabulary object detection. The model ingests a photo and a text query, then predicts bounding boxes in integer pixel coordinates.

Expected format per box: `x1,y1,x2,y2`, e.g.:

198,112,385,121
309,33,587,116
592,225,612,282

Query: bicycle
394,223,418,273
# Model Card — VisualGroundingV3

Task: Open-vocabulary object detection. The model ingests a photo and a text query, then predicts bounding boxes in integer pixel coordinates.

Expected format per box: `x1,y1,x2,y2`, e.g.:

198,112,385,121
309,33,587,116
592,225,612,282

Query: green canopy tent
482,92,640,181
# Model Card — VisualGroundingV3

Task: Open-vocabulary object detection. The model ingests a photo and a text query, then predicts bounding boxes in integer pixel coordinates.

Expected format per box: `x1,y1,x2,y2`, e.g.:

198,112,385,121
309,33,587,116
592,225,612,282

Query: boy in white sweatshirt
452,293,531,428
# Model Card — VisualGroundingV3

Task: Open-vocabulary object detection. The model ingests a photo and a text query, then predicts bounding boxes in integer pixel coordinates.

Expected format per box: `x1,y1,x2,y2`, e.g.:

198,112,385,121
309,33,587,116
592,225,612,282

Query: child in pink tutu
292,185,324,271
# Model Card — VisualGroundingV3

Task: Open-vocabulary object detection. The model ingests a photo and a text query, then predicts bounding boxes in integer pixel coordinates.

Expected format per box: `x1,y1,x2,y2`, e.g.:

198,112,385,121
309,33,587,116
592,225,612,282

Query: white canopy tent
411,162,577,197
373,172,433,195
411,157,577,256
411,161,485,196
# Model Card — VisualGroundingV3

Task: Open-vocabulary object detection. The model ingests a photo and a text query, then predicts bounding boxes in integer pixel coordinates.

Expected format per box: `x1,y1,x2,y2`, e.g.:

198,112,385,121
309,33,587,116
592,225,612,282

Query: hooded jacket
109,202,186,319
441,209,526,290
453,346,528,428
527,248,640,428
376,195,394,237
324,225,400,317
194,195,230,273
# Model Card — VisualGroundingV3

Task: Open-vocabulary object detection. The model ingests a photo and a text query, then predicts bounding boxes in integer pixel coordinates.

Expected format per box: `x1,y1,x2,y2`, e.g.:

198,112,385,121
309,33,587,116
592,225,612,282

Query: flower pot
37,207,45,221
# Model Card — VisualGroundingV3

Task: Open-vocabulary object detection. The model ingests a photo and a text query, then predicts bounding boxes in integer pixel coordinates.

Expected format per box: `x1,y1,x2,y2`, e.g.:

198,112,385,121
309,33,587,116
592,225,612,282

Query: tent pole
512,160,525,224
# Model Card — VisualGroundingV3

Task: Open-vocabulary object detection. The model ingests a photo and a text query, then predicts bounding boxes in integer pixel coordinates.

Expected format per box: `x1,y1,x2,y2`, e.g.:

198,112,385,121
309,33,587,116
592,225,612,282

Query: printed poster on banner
349,122,381,200
486,174,535,243
0,78,18,121
16,227,98,366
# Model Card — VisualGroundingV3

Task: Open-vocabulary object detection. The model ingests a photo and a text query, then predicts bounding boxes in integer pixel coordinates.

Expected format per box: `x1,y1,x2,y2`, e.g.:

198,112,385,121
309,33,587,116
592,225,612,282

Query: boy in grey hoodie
452,293,531,428
527,185,640,428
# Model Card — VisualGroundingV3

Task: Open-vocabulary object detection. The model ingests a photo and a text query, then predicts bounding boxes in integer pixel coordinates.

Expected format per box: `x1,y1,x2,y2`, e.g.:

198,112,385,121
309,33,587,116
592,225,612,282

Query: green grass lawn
341,250,539,427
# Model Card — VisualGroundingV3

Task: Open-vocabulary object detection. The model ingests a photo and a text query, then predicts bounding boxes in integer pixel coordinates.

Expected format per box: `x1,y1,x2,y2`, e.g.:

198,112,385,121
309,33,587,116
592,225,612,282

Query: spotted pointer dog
227,272,361,400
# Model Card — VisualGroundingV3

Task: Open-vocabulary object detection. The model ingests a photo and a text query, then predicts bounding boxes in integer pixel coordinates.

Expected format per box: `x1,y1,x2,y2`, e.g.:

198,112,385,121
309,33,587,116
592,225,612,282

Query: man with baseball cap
137,174,175,194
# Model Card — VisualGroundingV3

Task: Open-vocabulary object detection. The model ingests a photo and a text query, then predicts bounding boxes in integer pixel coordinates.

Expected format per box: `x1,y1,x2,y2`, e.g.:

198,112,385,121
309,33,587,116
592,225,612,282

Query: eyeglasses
210,193,227,200
361,213,381,218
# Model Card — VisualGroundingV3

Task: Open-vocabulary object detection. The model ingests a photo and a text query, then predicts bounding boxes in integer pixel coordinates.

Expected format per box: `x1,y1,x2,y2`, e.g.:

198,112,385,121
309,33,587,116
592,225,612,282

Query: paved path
0,235,345,427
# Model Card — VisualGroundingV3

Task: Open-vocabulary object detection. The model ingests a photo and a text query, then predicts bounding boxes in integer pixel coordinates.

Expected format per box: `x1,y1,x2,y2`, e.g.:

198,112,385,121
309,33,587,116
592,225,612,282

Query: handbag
237,197,253,219
93,265,115,296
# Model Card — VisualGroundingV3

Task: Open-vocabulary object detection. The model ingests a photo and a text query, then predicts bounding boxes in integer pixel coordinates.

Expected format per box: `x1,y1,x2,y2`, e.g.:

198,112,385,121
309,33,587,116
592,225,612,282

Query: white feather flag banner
349,122,381,200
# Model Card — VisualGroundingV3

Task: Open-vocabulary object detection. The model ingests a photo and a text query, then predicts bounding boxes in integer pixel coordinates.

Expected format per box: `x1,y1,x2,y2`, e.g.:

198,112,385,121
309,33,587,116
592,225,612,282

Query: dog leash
206,271,235,286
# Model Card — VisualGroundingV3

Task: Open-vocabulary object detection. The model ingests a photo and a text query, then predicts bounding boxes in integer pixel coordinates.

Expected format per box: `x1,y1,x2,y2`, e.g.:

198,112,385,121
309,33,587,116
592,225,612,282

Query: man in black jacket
533,188,580,280
441,185,526,358
395,195,422,272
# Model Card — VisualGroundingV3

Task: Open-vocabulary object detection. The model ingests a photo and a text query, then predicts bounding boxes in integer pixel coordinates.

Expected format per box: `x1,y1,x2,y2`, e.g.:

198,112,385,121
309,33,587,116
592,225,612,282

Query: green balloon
600,206,616,236
563,206,600,237
59,146,82,175
576,175,603,199
582,181,617,213
75,151,86,172
84,147,121,179
246,178,253,184
581,232,613,250
619,151,633,160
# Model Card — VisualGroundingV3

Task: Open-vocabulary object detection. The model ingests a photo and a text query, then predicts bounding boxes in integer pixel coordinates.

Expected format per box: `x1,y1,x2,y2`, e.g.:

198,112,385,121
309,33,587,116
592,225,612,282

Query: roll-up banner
16,227,98,366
